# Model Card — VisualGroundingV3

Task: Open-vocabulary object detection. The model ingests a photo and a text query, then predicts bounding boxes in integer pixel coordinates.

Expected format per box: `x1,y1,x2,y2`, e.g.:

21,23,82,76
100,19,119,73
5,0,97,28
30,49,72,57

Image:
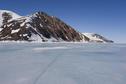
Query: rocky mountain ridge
0,10,113,43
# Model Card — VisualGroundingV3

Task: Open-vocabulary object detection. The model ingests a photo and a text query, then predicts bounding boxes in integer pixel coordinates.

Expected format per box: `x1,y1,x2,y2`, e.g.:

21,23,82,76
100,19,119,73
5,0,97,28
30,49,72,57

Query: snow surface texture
0,43,126,84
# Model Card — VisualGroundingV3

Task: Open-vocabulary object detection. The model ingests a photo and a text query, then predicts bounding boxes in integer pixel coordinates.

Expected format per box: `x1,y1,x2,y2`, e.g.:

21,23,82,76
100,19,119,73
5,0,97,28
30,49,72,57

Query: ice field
0,42,126,84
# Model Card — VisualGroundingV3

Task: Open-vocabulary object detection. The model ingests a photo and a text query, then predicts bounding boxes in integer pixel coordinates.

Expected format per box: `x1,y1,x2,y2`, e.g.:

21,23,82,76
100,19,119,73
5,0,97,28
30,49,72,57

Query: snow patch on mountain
82,33,113,43
28,33,42,42
0,10,21,27
0,28,2,31
83,33,103,41
11,29,20,34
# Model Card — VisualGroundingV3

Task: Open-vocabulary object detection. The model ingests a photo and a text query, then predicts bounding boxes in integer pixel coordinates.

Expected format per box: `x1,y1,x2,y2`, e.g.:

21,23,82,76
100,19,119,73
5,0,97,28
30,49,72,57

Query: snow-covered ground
0,43,126,84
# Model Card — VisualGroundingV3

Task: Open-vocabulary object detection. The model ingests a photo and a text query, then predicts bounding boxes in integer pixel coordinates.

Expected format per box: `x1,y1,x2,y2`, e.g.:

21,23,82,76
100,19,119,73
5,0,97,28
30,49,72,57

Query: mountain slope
0,10,21,27
0,10,89,42
82,33,114,43
0,10,113,43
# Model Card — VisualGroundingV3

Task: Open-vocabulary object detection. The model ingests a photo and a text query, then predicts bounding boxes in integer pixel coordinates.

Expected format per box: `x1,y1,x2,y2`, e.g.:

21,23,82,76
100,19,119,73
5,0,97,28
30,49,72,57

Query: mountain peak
0,10,113,43
82,33,113,43
0,10,21,27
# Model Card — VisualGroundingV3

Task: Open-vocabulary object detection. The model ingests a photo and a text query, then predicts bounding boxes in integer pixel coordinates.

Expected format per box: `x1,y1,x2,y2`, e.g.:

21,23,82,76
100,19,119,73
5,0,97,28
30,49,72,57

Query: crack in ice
33,54,60,84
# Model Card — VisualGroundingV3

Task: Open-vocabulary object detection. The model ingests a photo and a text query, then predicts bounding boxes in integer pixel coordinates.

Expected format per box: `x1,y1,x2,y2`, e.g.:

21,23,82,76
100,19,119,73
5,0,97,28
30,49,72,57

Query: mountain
0,10,21,27
0,10,113,43
82,33,114,43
